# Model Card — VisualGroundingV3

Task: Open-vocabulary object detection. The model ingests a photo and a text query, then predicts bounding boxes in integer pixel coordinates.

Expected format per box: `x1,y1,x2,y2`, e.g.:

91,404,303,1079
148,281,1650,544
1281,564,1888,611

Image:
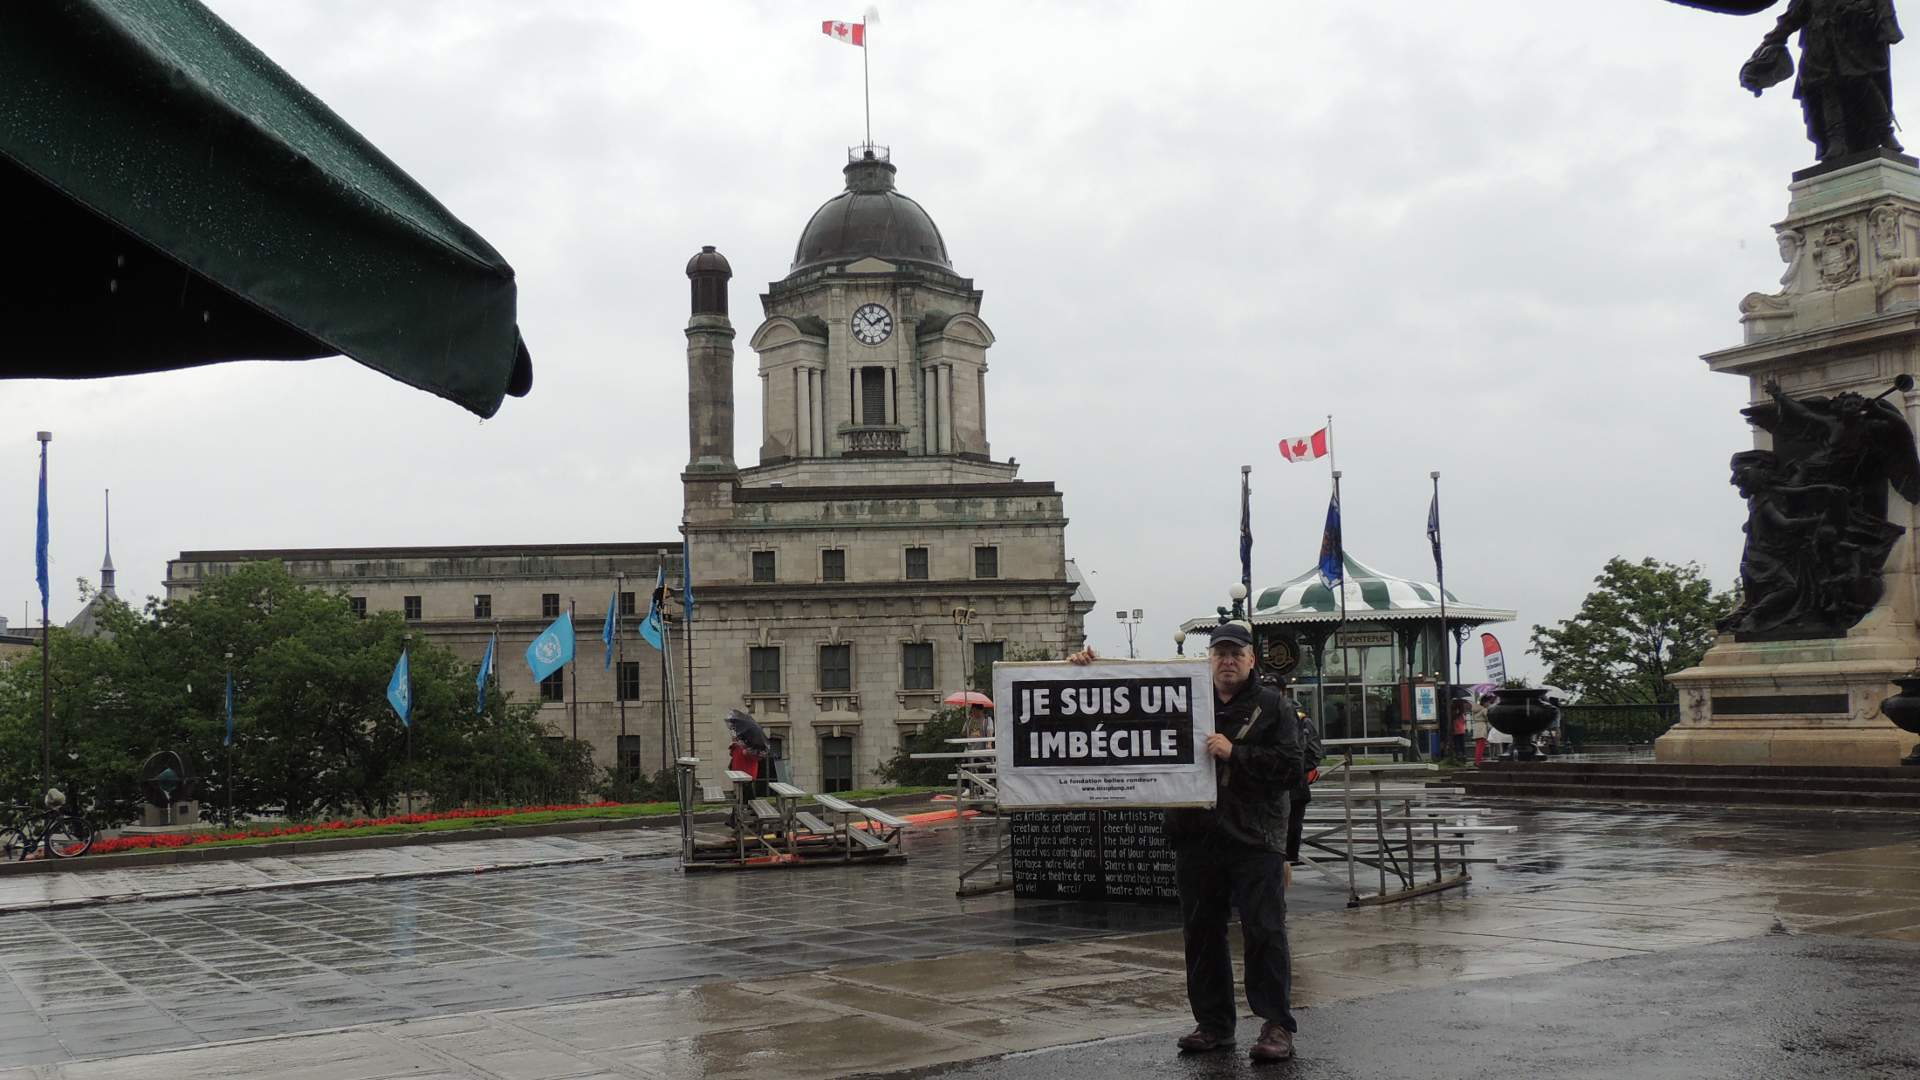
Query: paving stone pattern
2,801,1918,1077
0,827,1182,1068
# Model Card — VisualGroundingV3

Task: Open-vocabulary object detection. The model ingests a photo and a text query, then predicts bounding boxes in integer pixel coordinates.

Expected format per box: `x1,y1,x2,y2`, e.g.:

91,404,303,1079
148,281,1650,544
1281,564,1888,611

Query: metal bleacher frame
911,736,1008,897
1302,737,1514,906
681,769,909,872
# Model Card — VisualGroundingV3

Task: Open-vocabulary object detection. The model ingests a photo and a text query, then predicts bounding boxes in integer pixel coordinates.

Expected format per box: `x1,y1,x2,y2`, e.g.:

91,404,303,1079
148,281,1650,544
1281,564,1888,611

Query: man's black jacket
1165,681,1305,853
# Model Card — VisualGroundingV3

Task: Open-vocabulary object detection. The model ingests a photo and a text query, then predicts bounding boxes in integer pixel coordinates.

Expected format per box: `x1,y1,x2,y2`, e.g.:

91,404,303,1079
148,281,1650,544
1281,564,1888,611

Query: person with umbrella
944,690,995,738
725,708,772,799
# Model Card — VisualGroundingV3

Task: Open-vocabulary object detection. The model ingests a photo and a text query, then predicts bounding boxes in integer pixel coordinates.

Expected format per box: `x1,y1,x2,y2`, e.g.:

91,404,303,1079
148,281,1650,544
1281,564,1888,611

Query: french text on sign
992,659,1216,809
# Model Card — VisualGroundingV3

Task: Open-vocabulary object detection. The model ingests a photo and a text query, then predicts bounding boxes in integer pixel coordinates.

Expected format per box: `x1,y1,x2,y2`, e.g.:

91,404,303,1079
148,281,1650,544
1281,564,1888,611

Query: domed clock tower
755,146,994,465
680,147,1092,793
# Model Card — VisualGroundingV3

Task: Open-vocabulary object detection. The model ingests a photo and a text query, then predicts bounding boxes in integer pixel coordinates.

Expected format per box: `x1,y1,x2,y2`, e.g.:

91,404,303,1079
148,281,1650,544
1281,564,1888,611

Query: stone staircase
1455,761,1920,811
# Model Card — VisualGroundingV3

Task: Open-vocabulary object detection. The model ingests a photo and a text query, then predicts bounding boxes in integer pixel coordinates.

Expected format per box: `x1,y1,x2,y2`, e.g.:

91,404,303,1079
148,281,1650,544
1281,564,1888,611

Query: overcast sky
3,1,1887,680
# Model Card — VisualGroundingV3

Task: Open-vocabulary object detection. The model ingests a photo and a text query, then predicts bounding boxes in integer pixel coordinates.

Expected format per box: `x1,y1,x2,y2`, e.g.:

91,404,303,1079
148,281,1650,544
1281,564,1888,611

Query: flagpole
403,636,413,815
569,598,579,743
1432,471,1451,760
616,572,627,757
682,533,696,775
1239,465,1253,609
862,18,872,147
1333,468,1350,738
1326,414,1336,478
36,431,51,801
225,652,234,827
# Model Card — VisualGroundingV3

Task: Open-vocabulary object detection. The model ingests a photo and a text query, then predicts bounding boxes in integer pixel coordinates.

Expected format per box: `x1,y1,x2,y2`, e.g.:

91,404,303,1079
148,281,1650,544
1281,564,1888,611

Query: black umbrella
724,709,771,754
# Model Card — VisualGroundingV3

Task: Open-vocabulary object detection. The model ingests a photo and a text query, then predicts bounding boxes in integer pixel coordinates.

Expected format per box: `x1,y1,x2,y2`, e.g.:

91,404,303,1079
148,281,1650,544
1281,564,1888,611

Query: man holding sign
1071,620,1304,1063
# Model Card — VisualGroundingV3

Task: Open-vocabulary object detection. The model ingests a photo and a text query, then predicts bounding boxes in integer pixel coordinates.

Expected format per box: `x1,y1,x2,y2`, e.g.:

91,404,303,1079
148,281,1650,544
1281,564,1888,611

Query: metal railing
1558,703,1679,750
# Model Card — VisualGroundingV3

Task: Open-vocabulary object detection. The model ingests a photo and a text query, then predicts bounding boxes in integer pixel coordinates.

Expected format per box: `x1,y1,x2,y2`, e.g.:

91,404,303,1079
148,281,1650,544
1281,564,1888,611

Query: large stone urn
1487,689,1561,761
1877,675,1920,766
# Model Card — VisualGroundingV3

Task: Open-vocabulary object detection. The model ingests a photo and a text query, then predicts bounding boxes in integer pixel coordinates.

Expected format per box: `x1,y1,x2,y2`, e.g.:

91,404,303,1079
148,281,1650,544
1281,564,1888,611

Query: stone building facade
166,145,1092,793
164,544,687,776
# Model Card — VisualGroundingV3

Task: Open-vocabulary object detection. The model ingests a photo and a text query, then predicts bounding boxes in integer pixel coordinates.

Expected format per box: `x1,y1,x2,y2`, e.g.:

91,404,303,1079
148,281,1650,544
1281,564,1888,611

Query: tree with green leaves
1530,557,1735,705
0,562,596,823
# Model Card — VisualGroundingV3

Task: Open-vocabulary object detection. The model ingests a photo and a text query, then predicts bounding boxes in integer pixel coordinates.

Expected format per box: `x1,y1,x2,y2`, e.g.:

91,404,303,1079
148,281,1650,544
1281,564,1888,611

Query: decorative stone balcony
840,424,907,456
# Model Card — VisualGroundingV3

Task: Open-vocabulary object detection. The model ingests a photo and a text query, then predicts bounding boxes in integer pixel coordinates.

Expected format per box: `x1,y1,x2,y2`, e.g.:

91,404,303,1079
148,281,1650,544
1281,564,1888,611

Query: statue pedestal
1661,157,1920,768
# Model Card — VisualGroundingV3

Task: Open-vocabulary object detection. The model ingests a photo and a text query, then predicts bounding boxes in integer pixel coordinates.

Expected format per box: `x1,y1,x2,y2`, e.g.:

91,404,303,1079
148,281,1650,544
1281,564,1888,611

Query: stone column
812,368,826,456
884,366,896,425
795,367,811,458
923,367,937,453
937,365,954,453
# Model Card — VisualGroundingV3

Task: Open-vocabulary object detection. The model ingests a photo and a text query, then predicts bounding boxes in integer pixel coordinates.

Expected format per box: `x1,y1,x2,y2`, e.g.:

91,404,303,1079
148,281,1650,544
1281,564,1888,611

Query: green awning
0,0,532,417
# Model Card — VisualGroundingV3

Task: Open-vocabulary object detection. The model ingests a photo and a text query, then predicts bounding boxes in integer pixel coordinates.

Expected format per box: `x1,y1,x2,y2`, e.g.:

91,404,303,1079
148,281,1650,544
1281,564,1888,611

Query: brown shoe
1176,1026,1235,1053
1249,1022,1294,1062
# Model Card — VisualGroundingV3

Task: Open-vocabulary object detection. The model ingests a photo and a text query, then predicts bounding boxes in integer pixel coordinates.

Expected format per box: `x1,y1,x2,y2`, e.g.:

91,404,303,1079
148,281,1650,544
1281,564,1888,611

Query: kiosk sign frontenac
993,660,1216,809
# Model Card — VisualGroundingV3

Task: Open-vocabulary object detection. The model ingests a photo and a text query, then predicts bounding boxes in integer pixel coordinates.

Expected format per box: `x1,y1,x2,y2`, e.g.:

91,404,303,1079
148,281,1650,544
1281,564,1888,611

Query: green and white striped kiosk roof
1183,554,1515,631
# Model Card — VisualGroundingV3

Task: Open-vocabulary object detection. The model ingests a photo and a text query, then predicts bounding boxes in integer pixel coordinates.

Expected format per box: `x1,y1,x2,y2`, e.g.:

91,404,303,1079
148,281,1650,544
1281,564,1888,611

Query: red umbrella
943,691,994,709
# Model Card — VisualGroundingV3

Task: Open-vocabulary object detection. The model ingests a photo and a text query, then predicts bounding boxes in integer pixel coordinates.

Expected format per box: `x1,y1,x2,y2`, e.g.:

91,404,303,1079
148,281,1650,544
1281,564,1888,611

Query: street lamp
1227,582,1248,622
952,606,976,691
1173,629,1186,656
1115,608,1143,659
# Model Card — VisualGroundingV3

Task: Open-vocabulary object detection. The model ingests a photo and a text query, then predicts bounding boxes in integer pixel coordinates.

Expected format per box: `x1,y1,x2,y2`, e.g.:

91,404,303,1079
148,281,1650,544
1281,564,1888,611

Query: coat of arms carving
1818,223,1861,288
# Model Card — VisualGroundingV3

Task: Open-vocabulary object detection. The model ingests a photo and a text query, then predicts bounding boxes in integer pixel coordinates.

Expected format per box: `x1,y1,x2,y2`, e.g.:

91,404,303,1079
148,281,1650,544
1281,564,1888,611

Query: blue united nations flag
386,649,412,727
526,612,575,684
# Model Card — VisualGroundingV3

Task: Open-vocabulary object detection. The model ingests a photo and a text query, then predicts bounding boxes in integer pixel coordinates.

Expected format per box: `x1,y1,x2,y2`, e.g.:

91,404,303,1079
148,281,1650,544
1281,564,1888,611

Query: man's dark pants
1175,844,1296,1037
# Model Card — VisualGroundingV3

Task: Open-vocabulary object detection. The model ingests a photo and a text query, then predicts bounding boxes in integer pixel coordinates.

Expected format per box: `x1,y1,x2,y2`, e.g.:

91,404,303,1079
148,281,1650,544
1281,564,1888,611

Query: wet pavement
0,826,1203,1069
0,803,1916,1077
0,832,681,915
884,932,1920,1080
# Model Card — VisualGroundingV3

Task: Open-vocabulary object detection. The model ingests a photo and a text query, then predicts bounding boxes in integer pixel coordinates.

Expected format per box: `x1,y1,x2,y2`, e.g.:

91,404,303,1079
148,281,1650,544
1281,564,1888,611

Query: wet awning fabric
0,0,532,417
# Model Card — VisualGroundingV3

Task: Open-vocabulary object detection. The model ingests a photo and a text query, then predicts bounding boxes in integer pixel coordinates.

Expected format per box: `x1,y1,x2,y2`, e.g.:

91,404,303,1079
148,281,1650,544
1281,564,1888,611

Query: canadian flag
822,20,866,46
1278,427,1330,463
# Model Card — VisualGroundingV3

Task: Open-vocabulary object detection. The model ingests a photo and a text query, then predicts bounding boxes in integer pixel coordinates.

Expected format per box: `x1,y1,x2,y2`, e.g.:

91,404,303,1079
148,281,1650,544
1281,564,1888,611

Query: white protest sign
1415,684,1438,722
992,659,1216,809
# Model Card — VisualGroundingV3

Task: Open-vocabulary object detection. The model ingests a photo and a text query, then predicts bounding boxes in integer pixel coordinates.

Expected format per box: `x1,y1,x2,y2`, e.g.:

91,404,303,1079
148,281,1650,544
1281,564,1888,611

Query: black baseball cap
1209,621,1254,650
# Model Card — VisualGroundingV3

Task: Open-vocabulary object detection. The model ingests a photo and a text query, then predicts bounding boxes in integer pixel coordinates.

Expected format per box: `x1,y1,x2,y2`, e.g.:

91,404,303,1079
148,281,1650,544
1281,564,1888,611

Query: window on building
542,593,561,619
403,595,422,621
618,734,643,783
974,546,999,580
618,661,641,702
821,549,846,582
540,668,565,703
749,647,781,694
474,594,491,619
767,734,785,782
822,736,854,793
349,596,367,619
973,641,1005,687
819,644,852,692
619,591,637,616
860,366,887,425
905,547,928,580
902,643,934,690
751,550,776,583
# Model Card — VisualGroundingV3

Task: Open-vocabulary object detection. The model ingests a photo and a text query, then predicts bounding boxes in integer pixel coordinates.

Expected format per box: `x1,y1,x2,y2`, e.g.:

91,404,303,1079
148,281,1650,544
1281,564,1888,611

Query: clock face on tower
850,302,893,346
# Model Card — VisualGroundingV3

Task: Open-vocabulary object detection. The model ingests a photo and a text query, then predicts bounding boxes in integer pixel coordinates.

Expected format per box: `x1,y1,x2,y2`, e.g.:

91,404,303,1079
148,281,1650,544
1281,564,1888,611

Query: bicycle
1,793,94,861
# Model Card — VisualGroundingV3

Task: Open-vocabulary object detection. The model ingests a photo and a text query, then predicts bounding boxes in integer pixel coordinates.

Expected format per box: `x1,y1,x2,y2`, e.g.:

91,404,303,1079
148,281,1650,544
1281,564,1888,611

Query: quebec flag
527,612,575,684
387,649,412,727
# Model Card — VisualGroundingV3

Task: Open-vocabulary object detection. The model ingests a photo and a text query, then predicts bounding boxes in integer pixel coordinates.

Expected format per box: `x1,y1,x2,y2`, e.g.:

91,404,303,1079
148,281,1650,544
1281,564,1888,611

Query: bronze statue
1734,0,1906,162
1721,376,1920,638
